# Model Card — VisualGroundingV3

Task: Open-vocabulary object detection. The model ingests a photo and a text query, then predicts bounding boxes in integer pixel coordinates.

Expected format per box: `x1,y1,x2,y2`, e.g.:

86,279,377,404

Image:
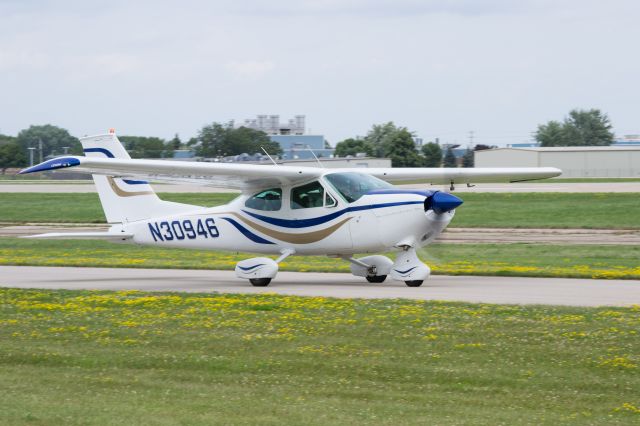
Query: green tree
0,134,16,145
0,141,27,174
119,136,173,158
334,138,373,157
193,123,282,158
421,142,442,167
443,146,457,168
535,120,566,147
169,134,182,150
364,122,405,158
16,125,81,161
563,109,614,146
535,109,614,146
385,129,422,167
461,148,474,167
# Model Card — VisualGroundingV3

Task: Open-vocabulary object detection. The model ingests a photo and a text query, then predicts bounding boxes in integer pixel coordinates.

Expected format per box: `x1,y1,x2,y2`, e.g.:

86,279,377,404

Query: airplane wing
19,156,324,190
359,167,562,184
20,156,561,189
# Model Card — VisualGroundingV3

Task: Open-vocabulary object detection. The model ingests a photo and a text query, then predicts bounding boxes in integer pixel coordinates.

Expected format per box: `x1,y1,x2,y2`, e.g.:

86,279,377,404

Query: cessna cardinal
19,131,561,287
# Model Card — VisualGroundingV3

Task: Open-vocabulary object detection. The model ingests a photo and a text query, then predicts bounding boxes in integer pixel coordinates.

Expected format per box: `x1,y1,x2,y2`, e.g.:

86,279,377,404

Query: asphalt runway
1,265,638,307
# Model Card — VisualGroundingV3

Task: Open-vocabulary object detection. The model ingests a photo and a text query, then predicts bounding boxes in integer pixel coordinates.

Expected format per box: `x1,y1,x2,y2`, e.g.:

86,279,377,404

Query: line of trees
333,122,490,168
0,108,618,173
535,109,614,146
0,122,285,174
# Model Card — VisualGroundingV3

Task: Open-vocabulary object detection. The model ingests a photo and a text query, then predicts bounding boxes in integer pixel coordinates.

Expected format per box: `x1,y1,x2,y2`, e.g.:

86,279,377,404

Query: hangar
475,146,640,178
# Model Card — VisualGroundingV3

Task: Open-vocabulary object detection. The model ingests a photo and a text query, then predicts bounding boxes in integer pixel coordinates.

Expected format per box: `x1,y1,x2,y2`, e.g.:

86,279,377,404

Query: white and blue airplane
20,132,561,287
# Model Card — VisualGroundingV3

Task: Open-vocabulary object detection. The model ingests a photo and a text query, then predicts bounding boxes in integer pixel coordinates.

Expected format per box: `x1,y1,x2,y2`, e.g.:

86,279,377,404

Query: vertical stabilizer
80,132,199,223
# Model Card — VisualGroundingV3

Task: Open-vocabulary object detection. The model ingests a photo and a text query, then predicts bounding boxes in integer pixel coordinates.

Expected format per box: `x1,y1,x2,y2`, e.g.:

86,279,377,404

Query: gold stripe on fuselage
107,176,154,197
222,212,352,244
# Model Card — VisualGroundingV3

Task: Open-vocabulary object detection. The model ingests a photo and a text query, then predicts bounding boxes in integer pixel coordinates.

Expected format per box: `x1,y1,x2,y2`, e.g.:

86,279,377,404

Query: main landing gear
235,249,295,287
346,248,430,287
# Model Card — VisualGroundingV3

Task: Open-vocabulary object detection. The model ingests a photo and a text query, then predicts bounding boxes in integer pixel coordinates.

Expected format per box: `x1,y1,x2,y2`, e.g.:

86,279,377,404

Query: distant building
235,114,334,160
507,142,539,148
270,134,333,160
613,135,640,146
235,114,306,135
475,146,640,177
172,149,196,160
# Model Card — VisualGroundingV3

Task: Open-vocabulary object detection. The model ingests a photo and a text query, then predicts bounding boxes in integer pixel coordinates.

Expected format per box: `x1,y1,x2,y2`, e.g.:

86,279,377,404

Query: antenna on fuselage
261,147,279,166
307,145,324,168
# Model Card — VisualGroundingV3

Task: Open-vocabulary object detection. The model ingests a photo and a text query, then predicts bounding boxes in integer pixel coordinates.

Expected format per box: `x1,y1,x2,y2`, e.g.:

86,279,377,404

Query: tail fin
80,132,200,223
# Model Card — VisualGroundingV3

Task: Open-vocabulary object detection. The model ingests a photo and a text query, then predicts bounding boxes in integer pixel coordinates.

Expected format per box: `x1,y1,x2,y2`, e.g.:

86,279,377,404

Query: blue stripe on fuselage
241,200,424,229
221,217,275,245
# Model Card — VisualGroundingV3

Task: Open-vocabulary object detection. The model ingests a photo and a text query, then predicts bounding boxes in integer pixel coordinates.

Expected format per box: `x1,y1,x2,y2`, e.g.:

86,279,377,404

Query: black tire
405,280,423,287
249,278,271,287
366,275,387,283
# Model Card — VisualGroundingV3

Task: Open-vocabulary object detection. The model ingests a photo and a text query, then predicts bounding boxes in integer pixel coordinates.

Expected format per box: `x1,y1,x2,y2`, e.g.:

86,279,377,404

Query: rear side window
245,188,282,211
291,181,325,209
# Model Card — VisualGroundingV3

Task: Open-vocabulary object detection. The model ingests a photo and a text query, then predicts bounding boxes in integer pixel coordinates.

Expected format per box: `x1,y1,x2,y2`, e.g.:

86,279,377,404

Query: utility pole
468,131,475,147
38,138,43,163
28,147,36,167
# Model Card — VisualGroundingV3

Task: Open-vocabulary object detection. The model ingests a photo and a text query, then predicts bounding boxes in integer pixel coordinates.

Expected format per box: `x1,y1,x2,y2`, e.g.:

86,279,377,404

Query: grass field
2,238,638,279
1,192,639,229
1,288,639,425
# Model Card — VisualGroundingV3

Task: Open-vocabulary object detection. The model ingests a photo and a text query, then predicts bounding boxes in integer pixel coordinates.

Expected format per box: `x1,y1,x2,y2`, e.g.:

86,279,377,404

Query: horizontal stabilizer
21,232,134,241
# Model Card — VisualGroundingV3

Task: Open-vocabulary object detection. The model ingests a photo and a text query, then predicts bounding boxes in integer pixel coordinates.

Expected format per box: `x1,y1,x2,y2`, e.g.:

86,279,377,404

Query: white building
475,146,640,178
236,115,306,135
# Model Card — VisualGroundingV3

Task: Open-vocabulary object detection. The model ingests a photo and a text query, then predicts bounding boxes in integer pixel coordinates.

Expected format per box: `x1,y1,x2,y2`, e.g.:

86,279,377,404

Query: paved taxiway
1,266,638,307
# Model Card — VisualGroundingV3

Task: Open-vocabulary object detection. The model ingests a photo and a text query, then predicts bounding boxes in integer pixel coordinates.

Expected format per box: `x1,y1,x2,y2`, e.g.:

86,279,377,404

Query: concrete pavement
1,265,638,307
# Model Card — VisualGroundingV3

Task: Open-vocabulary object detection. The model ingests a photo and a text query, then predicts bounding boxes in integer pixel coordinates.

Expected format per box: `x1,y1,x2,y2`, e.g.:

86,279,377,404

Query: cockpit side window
245,188,282,211
325,172,393,203
291,181,325,209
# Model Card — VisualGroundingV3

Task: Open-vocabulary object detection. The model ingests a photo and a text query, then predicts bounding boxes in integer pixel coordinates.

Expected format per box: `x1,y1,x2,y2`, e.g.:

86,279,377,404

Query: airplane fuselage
124,189,455,256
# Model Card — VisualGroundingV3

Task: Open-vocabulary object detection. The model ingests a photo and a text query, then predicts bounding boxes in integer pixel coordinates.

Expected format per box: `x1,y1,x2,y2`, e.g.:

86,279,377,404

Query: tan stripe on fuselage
107,176,154,197
222,212,352,244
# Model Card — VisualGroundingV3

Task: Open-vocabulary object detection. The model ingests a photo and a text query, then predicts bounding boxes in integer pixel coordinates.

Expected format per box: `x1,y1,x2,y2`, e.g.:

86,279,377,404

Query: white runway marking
1,266,639,307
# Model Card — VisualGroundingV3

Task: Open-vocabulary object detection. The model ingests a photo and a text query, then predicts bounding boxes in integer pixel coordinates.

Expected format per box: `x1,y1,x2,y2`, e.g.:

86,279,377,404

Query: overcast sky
0,0,638,146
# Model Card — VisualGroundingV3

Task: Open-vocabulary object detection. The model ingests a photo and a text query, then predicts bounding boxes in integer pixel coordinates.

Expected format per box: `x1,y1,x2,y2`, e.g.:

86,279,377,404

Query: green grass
0,192,639,228
0,193,238,223
1,288,639,425
453,193,640,229
1,238,638,279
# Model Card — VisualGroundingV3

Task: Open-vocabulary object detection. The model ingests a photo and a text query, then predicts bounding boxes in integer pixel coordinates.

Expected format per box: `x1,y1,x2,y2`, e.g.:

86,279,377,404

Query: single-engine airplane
19,132,561,287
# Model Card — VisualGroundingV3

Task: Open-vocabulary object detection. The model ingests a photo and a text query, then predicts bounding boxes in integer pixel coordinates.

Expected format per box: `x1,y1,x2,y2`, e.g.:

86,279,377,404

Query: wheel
405,280,423,287
249,278,271,287
366,275,387,283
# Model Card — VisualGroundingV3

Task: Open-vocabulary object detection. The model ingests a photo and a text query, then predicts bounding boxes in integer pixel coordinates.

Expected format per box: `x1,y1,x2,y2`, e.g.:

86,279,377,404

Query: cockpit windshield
324,172,393,203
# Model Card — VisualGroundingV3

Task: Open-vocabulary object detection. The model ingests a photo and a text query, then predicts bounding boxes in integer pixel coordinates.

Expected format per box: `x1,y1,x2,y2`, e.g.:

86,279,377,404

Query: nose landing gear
390,246,431,287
